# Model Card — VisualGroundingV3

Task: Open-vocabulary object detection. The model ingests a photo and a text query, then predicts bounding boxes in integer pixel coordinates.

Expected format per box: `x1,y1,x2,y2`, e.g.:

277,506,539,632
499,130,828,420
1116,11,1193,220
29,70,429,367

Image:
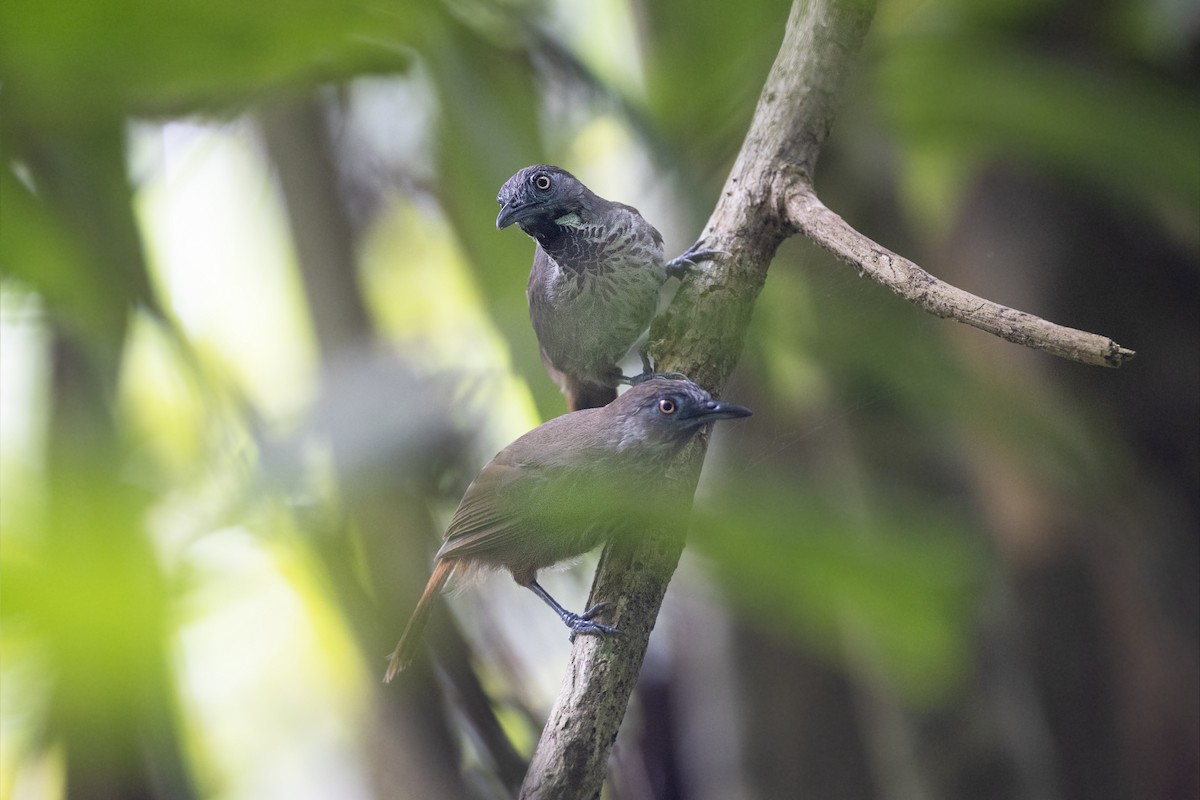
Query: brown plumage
385,376,751,680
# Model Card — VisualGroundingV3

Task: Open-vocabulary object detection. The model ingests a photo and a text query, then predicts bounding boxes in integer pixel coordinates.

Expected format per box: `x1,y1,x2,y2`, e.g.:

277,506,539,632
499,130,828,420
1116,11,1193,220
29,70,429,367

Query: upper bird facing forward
497,165,714,410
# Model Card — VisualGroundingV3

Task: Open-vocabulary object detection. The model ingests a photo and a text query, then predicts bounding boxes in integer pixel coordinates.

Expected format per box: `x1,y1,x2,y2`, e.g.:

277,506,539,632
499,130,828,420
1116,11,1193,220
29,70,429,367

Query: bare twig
784,183,1136,367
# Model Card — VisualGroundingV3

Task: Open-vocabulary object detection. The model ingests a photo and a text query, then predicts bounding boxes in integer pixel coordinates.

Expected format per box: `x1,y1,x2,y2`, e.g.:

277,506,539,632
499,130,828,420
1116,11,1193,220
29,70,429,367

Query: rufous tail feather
384,560,453,682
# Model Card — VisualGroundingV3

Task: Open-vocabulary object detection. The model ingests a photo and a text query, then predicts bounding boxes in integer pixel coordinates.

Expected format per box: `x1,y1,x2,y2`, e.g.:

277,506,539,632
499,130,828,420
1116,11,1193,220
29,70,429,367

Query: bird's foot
665,237,725,278
530,581,620,642
638,345,655,377
565,602,620,643
623,348,688,385
626,368,690,387
617,349,655,385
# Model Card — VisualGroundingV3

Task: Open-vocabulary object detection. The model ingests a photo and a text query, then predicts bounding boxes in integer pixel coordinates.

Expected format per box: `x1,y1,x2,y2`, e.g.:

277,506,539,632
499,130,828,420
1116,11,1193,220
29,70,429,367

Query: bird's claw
616,348,657,385
627,369,690,387
665,238,725,278
638,346,655,377
627,348,689,384
581,601,613,620
565,602,620,642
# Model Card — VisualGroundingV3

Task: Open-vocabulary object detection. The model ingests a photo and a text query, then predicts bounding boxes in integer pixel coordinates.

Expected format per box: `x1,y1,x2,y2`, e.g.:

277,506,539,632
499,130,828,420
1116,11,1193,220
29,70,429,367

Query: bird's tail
385,560,454,682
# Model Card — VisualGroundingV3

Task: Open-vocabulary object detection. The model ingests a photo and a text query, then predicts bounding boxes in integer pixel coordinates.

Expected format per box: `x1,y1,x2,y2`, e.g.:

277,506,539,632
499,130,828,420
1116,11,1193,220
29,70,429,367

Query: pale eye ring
533,174,552,191
658,398,677,415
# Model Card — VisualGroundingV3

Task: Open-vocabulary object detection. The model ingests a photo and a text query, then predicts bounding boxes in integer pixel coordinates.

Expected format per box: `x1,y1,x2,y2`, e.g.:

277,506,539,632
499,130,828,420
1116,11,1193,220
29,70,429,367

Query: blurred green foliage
1,0,1196,797
693,480,982,702
0,0,425,123
879,36,1200,238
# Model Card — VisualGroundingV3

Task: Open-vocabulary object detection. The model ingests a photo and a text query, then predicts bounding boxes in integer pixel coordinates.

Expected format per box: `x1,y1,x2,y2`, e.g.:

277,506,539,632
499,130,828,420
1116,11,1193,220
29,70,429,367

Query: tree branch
784,182,1136,367
521,0,1133,794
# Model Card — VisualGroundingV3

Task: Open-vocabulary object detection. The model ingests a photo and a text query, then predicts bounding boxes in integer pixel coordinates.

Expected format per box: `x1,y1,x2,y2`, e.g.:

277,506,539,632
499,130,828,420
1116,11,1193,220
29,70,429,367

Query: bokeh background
1,0,1197,798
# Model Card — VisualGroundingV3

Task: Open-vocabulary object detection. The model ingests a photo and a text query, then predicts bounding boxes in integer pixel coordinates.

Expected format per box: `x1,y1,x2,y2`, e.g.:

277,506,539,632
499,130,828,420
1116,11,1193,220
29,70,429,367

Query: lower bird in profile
385,376,750,681
497,164,717,411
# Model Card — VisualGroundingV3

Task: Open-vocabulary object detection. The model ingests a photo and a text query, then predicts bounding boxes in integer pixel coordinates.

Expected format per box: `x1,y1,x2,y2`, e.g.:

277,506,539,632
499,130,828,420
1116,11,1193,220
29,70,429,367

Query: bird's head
496,165,591,234
610,376,752,452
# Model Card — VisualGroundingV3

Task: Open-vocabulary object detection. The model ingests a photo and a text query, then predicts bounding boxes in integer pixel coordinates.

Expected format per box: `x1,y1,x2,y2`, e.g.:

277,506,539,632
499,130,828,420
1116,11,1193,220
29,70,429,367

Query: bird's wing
612,202,664,250
435,411,617,561
433,422,601,561
435,460,539,560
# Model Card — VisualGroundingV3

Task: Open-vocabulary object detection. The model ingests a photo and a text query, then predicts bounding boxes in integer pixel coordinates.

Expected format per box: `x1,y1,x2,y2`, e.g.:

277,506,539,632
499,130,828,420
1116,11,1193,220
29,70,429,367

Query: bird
496,164,717,411
384,376,750,680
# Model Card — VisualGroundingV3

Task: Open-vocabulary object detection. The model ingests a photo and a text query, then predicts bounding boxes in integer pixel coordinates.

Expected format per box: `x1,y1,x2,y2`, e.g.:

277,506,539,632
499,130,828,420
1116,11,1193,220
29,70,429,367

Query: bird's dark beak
689,400,753,423
496,199,529,230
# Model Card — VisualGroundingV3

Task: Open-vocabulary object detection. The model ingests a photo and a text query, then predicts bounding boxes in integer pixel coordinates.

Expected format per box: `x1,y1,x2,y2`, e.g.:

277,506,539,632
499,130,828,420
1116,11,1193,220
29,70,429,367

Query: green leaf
0,0,427,123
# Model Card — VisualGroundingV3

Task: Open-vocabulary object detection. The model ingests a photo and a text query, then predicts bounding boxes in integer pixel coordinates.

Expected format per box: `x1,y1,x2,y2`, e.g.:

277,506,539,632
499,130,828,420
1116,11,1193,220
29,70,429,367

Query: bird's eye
657,398,677,415
533,174,552,191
